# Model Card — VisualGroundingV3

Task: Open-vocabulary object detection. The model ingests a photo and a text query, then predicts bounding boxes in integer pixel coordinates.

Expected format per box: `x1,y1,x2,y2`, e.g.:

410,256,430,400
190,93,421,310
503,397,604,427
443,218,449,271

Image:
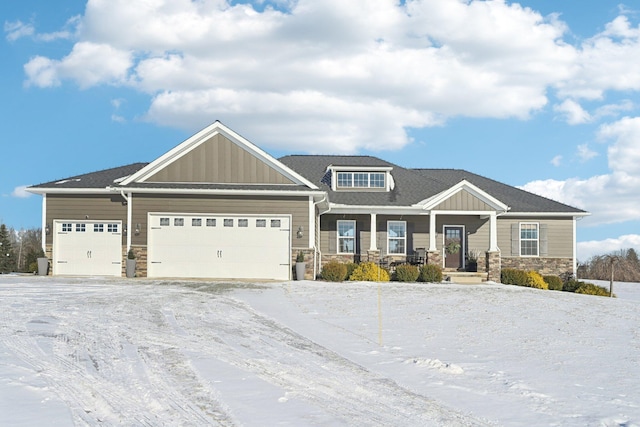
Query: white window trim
330,166,392,191
387,220,407,255
337,220,356,254
520,222,539,257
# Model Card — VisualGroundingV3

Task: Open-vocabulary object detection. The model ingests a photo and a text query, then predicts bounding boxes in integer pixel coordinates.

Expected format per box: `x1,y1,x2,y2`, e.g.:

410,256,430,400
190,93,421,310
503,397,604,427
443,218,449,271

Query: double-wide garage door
53,220,123,276
147,213,291,280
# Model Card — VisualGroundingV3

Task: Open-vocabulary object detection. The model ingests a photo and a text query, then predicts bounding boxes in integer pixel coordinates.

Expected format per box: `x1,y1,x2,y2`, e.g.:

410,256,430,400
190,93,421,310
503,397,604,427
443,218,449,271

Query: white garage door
53,220,123,277
147,213,291,280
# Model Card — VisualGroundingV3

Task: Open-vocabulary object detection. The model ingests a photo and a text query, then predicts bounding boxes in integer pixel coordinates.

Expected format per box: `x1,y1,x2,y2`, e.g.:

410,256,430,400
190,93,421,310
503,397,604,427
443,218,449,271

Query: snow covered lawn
1,276,638,426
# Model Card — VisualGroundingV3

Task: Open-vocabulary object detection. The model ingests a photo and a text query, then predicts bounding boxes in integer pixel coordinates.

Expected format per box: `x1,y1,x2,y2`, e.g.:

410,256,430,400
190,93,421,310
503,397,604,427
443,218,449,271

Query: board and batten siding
431,190,493,211
45,194,127,245
145,133,295,185
131,194,310,247
497,217,574,258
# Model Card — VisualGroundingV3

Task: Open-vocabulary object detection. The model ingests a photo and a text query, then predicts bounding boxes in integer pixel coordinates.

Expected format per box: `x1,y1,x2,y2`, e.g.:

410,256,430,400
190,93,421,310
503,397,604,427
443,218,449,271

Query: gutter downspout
120,190,132,252
313,194,330,279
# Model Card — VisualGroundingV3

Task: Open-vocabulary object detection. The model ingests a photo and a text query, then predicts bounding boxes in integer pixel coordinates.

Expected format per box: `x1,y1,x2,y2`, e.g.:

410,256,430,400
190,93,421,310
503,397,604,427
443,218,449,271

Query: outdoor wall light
123,224,127,236
296,226,304,239
134,224,141,236
45,223,51,235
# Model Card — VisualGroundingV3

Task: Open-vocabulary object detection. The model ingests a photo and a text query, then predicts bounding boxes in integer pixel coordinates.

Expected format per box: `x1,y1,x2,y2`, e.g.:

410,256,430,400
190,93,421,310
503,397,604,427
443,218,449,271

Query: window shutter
539,224,548,256
511,223,519,256
328,221,337,253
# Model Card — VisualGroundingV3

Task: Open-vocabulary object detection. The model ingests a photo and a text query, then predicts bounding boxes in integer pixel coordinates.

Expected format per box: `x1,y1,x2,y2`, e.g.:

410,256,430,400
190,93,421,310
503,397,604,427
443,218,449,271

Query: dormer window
329,166,394,191
336,172,385,189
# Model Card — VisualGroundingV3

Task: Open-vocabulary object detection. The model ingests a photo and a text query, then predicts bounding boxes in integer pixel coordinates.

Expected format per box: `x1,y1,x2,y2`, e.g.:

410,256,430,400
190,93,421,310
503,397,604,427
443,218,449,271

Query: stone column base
367,250,381,262
486,251,501,282
427,250,442,267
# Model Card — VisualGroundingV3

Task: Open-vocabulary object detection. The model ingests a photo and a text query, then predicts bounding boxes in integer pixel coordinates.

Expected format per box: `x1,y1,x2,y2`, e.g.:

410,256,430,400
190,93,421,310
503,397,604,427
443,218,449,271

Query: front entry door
444,226,464,270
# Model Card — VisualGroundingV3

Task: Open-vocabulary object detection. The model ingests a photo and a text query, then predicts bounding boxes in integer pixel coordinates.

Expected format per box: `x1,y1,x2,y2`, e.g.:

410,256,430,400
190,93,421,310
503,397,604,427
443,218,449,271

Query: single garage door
53,220,123,276
147,213,291,280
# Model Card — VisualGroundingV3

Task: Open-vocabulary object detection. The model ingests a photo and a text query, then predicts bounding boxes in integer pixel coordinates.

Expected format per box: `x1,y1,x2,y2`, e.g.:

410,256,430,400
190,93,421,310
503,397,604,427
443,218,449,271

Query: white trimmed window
388,221,406,255
337,220,356,254
336,172,385,189
520,223,539,256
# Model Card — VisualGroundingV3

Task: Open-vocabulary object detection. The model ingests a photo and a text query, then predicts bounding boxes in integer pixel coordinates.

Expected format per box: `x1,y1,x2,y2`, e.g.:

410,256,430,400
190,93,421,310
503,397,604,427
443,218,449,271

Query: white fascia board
121,121,318,189
431,209,500,216
25,187,113,195
328,165,393,172
328,204,428,215
110,186,326,199
501,211,590,218
417,179,509,212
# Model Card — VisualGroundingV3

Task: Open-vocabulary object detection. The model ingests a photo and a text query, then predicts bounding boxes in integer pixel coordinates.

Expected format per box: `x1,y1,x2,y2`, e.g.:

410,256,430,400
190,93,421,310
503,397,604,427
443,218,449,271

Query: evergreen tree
0,224,15,273
627,248,639,265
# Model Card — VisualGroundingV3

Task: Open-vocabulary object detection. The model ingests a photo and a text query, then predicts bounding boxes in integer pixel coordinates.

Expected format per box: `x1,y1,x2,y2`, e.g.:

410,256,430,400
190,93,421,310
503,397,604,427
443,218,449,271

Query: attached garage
147,213,291,280
52,220,123,276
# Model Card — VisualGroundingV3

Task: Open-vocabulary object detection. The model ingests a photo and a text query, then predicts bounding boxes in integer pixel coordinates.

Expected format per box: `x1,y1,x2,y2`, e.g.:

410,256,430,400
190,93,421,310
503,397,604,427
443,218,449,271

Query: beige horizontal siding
46,194,127,245
498,217,574,258
131,194,309,247
320,214,493,257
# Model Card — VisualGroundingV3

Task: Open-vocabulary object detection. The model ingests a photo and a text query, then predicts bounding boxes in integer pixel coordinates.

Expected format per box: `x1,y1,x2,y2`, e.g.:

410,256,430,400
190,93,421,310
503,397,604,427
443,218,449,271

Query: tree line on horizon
578,248,640,283
1,223,639,281
0,223,43,274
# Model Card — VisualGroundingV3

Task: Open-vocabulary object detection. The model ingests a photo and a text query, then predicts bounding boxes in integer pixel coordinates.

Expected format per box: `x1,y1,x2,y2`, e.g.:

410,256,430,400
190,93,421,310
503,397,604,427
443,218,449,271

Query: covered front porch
318,210,503,281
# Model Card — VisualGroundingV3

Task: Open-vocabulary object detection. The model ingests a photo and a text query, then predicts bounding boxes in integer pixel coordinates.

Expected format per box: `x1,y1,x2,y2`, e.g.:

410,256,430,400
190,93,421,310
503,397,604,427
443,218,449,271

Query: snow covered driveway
1,276,639,426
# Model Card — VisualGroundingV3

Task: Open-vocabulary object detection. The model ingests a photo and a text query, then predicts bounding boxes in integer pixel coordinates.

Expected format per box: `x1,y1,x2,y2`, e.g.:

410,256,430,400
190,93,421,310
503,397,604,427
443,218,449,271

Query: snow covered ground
0,276,638,426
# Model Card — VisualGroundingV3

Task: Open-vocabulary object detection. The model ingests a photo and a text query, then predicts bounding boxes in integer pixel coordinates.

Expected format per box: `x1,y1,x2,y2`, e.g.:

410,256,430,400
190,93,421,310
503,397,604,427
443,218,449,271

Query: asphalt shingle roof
279,155,586,214
30,163,148,189
30,155,586,214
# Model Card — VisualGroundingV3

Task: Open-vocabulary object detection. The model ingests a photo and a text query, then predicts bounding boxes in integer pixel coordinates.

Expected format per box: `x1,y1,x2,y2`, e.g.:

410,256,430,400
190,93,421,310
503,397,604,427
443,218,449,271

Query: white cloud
21,0,580,152
25,42,132,89
4,20,34,41
578,234,640,261
521,116,640,227
550,155,562,167
576,144,598,162
16,1,640,156
558,15,640,100
553,99,591,124
11,186,32,198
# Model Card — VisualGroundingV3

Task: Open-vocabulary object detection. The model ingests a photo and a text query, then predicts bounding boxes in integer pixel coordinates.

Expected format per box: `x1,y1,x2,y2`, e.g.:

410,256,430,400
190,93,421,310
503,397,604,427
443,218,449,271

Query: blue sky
1,0,639,260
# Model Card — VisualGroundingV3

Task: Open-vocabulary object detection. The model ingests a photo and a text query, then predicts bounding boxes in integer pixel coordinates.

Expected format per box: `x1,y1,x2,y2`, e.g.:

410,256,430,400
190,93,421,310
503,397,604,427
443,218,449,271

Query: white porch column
308,196,315,249
369,213,377,250
41,194,47,252
572,217,577,277
489,211,498,251
429,211,437,251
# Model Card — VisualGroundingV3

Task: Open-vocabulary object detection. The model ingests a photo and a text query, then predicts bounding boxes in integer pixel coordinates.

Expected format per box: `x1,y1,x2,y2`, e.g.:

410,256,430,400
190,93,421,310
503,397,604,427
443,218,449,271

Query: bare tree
581,248,640,283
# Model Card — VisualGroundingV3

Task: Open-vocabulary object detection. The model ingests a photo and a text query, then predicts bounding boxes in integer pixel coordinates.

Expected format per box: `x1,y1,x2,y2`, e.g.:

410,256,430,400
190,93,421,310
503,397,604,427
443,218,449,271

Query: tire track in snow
0,284,236,426
164,291,490,426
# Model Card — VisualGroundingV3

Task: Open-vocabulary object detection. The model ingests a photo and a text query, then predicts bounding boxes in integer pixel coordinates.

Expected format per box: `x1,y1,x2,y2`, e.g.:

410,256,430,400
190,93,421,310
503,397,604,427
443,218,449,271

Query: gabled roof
121,121,318,189
416,179,509,212
279,155,587,214
415,169,587,213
